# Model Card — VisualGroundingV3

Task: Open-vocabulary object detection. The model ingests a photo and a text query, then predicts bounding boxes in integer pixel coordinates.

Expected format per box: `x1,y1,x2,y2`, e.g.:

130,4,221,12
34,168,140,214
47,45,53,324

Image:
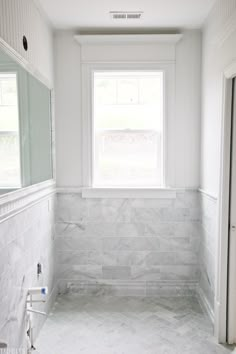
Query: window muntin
0,73,21,188
93,71,164,187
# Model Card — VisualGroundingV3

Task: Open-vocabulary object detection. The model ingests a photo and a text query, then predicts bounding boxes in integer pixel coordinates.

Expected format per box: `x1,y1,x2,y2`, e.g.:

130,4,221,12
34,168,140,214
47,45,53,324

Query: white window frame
81,62,176,198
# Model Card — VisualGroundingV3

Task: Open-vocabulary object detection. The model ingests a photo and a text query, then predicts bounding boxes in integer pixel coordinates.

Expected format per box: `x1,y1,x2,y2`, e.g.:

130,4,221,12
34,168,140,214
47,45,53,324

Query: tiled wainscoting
0,184,56,351
0,186,218,350
198,191,217,321
55,190,202,298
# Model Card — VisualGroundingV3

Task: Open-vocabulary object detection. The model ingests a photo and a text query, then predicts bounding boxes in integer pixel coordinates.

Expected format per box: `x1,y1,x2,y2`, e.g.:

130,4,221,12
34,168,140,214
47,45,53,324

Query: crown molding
74,34,183,45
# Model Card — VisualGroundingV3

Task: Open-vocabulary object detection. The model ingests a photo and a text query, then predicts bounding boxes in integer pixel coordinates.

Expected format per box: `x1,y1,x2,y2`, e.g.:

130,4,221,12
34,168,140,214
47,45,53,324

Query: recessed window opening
0,72,21,188
93,71,164,187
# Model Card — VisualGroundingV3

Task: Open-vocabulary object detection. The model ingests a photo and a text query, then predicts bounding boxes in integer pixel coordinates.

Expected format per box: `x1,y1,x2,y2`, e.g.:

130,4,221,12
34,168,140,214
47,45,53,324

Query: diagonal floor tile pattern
36,295,234,354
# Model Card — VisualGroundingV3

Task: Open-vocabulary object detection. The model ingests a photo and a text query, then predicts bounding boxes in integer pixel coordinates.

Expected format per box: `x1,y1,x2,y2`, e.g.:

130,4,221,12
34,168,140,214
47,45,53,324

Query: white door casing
216,61,236,344
227,78,236,344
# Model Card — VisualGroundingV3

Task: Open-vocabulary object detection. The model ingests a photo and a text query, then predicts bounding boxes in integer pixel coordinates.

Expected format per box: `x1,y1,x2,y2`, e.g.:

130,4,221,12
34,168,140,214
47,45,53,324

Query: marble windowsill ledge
81,187,177,199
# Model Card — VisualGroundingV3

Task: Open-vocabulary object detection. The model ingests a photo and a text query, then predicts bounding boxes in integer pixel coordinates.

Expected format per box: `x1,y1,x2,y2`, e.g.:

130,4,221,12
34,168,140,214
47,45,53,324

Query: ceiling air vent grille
113,13,126,19
110,12,143,20
127,13,142,19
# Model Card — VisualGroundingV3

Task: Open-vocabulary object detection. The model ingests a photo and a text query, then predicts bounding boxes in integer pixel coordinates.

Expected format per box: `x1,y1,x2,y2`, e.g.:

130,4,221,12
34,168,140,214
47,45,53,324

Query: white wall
54,30,202,189
0,0,54,85
199,0,236,325
201,0,236,197
175,31,202,188
54,32,82,187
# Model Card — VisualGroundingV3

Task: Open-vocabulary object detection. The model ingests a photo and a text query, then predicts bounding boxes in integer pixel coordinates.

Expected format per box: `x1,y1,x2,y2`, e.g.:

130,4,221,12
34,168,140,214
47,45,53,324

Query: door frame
216,60,236,344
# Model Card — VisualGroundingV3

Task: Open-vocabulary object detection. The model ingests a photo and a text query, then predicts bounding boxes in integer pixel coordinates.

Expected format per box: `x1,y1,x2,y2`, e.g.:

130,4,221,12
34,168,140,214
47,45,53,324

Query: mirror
0,47,53,194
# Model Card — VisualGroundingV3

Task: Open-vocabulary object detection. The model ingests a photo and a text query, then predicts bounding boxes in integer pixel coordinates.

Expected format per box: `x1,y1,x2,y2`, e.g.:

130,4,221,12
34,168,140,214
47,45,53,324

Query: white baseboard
197,286,214,324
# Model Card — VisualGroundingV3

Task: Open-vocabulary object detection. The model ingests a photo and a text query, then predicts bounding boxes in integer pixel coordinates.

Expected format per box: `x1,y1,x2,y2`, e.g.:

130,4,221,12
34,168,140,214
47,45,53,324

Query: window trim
92,70,165,188
81,62,176,197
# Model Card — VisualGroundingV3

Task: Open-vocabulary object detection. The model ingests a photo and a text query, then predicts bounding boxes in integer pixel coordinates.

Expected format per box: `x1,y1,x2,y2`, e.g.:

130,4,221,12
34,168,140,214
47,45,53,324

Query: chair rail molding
0,180,56,223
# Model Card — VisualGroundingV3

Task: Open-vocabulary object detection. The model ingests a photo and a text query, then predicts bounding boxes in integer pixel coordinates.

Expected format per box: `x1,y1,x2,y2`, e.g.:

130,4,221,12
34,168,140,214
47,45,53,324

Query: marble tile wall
199,192,217,314
0,193,56,351
56,190,201,296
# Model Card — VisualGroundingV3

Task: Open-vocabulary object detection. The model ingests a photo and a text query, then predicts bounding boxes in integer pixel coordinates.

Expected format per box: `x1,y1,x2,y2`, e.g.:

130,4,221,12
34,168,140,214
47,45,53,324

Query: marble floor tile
36,295,234,354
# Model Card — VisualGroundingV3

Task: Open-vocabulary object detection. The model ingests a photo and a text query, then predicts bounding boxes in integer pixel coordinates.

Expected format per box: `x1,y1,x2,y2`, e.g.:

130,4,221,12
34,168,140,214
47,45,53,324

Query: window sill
81,187,176,199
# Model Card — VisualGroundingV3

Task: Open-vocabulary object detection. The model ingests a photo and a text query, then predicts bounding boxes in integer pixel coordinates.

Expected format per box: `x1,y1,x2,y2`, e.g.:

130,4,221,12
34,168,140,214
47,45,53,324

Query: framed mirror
0,47,53,194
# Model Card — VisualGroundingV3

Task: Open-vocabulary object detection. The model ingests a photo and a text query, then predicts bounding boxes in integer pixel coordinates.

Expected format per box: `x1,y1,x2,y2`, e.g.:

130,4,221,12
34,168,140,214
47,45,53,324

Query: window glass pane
93,71,164,187
0,73,21,187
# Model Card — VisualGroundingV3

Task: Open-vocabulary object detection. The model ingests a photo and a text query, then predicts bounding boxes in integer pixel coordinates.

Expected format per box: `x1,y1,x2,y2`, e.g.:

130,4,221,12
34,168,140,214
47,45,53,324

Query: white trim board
216,59,236,344
74,34,183,45
197,286,215,325
0,179,56,223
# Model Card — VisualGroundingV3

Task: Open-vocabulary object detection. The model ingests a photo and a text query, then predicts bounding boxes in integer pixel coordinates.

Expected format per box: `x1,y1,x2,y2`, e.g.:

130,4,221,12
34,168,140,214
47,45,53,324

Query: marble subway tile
56,222,146,238
146,281,196,297
114,223,146,237
130,198,174,208
131,267,161,281
145,252,177,266
102,266,131,280
130,207,166,223
56,191,203,296
57,251,104,265
159,265,200,281
161,208,190,222
175,191,200,208
56,236,102,251
86,199,132,223
103,251,148,266
102,237,161,251
59,265,103,280
144,222,175,237
145,252,198,267
56,193,87,222
158,236,192,251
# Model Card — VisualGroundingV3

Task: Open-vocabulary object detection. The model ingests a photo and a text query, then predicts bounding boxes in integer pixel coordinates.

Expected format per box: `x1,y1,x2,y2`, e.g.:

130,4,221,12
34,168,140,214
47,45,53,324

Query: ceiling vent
110,11,143,20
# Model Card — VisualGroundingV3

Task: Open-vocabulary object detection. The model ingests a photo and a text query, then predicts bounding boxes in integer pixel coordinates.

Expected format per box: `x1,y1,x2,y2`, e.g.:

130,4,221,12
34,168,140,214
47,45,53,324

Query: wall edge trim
197,285,215,324
0,180,56,223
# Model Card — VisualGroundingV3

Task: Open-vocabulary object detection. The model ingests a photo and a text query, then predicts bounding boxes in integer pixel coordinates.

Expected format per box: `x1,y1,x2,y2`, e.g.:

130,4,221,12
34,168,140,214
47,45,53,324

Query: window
0,73,21,188
93,71,164,187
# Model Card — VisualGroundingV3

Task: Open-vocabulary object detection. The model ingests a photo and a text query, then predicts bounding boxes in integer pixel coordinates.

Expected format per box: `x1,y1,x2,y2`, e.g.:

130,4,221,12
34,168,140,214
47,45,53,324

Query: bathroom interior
0,0,236,353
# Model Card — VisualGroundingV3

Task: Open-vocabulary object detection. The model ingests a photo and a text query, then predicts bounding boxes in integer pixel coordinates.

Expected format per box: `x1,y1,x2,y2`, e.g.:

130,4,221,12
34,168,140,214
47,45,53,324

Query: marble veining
36,294,234,354
199,192,217,312
55,191,202,297
0,192,56,351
